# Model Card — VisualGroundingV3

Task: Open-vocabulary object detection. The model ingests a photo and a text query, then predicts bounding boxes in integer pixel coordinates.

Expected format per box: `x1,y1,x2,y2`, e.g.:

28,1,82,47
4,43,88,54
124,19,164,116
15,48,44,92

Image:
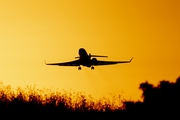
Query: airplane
45,48,133,70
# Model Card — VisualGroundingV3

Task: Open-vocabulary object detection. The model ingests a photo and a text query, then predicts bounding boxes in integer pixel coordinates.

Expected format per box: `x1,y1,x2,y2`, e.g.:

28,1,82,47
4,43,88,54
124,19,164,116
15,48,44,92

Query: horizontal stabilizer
91,55,108,58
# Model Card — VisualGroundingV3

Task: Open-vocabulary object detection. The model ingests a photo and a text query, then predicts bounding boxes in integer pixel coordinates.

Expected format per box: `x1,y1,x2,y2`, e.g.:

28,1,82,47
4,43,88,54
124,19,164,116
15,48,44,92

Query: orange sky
0,0,180,103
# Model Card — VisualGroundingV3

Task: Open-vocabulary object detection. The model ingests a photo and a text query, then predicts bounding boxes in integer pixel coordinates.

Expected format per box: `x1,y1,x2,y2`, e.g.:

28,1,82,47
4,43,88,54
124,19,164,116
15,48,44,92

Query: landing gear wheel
91,66,94,70
78,66,81,70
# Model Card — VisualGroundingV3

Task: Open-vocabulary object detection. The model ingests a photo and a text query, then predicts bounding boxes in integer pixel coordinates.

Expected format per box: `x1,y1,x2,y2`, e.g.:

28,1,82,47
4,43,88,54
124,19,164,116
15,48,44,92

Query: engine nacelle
91,58,97,64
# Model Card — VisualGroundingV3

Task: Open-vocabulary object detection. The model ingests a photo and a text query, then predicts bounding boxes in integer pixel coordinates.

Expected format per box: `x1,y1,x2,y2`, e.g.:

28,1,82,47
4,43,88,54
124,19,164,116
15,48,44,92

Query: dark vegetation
0,77,180,118
122,76,180,117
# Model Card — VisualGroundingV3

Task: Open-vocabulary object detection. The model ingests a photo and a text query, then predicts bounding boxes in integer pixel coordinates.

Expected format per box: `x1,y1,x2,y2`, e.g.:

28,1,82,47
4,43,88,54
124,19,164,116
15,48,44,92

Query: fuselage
78,48,89,59
78,48,92,67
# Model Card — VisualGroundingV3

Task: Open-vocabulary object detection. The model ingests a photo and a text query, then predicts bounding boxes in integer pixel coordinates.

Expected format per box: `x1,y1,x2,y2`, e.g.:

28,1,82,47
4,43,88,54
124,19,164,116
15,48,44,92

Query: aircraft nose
79,48,85,54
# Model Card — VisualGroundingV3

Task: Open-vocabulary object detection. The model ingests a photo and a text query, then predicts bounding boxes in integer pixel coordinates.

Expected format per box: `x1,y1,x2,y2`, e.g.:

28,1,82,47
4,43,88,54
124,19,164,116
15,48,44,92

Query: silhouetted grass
0,82,124,117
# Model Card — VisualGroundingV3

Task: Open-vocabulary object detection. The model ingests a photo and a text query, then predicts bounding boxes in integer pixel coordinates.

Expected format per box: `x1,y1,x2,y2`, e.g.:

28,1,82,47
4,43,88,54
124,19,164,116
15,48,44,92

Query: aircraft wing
45,60,79,66
94,57,133,66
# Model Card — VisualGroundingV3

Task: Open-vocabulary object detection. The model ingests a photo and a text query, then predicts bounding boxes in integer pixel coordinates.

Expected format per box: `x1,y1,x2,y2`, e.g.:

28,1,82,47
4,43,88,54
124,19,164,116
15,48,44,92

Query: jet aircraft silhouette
45,48,133,70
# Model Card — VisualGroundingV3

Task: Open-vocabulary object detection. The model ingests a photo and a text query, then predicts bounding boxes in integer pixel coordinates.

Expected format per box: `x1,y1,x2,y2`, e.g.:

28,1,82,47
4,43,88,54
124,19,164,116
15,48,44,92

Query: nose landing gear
91,66,94,70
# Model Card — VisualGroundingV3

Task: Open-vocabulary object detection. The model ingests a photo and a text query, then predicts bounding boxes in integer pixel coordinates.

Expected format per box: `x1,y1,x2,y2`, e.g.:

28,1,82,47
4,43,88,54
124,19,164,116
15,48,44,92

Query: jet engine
91,58,97,65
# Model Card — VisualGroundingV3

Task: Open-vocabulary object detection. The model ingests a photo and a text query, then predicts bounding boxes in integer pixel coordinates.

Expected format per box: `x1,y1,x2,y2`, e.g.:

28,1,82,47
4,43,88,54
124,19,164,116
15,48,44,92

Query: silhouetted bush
123,77,180,116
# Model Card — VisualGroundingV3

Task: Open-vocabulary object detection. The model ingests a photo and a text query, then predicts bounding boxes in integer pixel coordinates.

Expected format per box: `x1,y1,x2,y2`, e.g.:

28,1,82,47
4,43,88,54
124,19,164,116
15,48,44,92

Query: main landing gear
78,66,81,70
78,66,94,70
91,66,94,70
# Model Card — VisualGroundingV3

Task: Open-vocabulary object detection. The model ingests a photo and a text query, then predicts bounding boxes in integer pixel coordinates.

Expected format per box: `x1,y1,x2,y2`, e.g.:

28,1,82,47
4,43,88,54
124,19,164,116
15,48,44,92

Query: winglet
129,57,133,62
44,60,47,65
